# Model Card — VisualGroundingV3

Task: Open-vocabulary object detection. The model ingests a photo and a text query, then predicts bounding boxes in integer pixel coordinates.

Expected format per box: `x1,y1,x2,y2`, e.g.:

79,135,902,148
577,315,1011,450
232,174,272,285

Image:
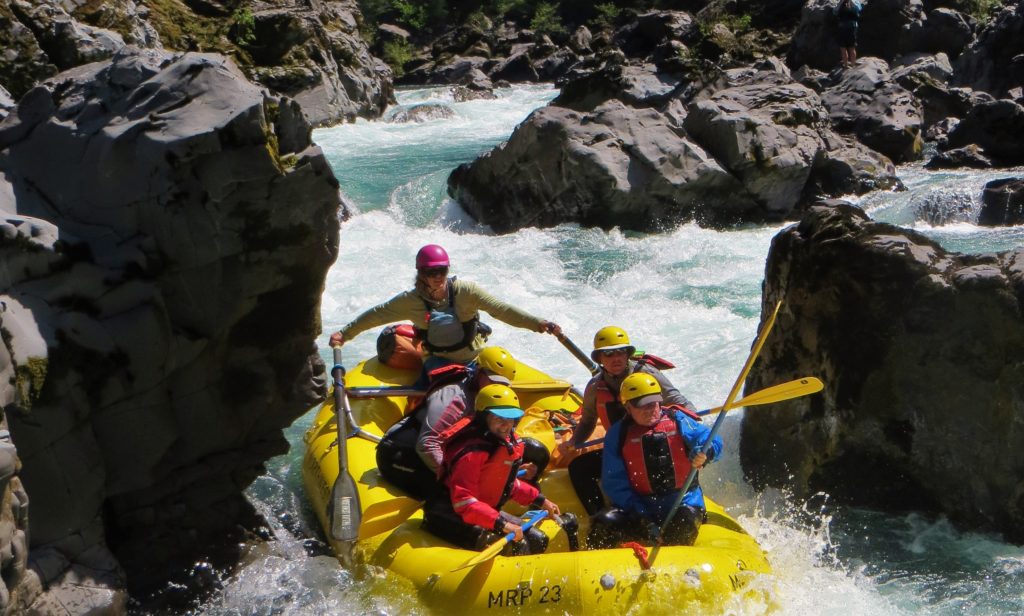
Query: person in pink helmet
329,244,562,366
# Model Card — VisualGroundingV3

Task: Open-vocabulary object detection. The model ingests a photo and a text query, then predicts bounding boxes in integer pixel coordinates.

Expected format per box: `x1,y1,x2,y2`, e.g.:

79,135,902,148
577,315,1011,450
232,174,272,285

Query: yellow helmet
591,325,636,361
474,384,524,419
476,346,517,384
619,372,662,406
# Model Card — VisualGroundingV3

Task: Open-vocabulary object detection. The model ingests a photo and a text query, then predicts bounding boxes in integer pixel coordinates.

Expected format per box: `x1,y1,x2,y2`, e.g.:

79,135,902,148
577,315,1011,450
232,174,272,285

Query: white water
188,85,1024,615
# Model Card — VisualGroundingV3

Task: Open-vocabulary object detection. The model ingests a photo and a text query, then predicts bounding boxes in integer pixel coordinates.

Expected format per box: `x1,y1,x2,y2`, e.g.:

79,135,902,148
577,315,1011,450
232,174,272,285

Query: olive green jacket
338,278,545,363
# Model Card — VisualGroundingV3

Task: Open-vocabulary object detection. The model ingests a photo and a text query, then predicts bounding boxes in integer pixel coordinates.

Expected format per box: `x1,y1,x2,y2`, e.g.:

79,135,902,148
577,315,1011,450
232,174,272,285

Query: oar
347,379,578,398
648,300,783,567
450,510,548,572
703,376,823,414
329,347,363,552
553,329,600,376
576,375,822,449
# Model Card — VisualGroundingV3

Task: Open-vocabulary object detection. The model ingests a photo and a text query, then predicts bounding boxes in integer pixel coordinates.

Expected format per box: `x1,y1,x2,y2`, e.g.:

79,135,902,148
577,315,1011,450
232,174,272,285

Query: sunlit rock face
0,47,341,609
744,201,1024,542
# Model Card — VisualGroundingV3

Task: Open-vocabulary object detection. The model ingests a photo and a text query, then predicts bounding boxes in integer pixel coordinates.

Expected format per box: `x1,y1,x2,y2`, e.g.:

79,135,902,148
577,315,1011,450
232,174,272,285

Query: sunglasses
421,267,449,278
599,348,628,357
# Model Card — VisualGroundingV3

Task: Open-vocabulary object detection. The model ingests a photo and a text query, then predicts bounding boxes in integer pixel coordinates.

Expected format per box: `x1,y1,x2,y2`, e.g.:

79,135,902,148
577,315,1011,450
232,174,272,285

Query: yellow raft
302,357,774,614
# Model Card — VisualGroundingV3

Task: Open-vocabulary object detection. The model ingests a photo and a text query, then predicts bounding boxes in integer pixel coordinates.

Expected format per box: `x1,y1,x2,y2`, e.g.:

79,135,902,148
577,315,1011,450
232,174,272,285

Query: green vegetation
591,3,621,30
961,0,1004,21
382,39,414,76
530,2,565,36
15,357,48,411
231,6,257,45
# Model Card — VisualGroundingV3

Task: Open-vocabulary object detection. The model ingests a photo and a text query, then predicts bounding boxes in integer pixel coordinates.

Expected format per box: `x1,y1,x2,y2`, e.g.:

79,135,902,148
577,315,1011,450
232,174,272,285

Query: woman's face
486,413,516,439
420,266,448,297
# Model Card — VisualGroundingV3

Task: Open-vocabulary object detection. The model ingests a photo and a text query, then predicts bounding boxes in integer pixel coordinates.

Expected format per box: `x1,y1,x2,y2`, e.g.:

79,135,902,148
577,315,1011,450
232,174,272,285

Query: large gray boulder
449,100,760,232
0,1,59,98
821,58,924,162
0,0,392,127
8,0,127,70
246,0,394,126
953,0,1024,97
0,47,340,608
742,202,1024,542
683,71,831,216
944,98,1024,165
449,64,900,233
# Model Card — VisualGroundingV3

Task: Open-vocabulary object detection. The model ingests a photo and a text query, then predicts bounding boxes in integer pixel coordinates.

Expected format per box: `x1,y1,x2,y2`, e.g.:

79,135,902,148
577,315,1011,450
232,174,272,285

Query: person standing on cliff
836,0,863,68
328,244,562,376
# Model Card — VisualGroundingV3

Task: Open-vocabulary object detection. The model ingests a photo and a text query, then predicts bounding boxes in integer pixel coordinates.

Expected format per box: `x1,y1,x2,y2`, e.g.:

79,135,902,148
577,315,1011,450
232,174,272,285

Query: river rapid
189,85,1024,615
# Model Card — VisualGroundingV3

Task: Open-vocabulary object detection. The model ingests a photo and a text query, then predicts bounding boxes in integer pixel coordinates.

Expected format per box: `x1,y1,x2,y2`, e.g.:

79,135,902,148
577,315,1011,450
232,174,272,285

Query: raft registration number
488,584,562,608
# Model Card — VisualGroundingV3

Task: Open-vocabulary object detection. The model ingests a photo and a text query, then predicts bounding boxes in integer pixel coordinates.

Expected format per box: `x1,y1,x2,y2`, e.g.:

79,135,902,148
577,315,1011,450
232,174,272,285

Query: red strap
622,541,651,570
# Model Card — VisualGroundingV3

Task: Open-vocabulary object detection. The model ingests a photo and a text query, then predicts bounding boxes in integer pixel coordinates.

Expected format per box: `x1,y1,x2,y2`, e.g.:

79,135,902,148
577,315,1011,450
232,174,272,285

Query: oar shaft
654,300,783,552
557,332,600,376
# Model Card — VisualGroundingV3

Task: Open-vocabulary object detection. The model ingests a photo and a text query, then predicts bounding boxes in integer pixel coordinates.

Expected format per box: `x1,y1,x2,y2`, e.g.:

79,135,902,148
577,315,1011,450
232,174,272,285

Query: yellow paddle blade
450,532,511,572
705,376,823,415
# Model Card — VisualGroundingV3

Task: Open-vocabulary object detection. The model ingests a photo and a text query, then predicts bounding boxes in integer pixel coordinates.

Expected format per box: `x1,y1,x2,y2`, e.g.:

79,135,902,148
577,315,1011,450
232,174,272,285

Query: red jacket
443,426,540,530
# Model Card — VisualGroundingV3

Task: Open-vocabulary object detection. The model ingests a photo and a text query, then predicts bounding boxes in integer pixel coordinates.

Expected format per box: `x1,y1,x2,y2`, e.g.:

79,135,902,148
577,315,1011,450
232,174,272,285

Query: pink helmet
415,244,450,269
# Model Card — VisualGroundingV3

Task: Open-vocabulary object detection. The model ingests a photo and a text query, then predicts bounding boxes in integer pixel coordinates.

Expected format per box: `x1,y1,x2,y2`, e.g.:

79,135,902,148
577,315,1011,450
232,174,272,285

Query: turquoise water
195,86,1024,615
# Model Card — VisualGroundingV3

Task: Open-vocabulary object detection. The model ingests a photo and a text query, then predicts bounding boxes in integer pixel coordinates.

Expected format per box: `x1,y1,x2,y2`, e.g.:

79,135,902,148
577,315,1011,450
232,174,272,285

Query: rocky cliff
0,47,341,612
0,0,394,127
742,202,1024,541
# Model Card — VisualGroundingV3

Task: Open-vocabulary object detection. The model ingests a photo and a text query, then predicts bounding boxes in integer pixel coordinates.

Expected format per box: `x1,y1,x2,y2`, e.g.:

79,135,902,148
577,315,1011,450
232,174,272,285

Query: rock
979,178,1024,226
450,85,496,102
821,57,925,162
953,1,1024,96
944,98,1024,165
924,143,993,169
245,1,394,126
386,102,456,123
900,7,975,59
452,62,903,233
489,45,539,82
8,0,127,70
554,62,685,112
0,85,14,120
683,70,827,215
891,52,954,83
0,48,340,604
378,23,411,42
613,10,700,59
743,202,1024,542
0,1,59,98
447,101,758,232
568,25,592,54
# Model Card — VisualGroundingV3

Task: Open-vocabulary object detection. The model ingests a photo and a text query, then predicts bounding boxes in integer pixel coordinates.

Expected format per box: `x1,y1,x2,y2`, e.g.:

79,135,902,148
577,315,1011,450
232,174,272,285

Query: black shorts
838,23,858,48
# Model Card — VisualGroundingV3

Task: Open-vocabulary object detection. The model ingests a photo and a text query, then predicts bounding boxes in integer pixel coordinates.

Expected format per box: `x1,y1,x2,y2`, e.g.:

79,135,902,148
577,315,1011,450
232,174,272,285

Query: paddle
347,379,579,398
329,347,363,549
450,510,549,572
648,300,783,567
551,328,600,376
577,375,823,448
